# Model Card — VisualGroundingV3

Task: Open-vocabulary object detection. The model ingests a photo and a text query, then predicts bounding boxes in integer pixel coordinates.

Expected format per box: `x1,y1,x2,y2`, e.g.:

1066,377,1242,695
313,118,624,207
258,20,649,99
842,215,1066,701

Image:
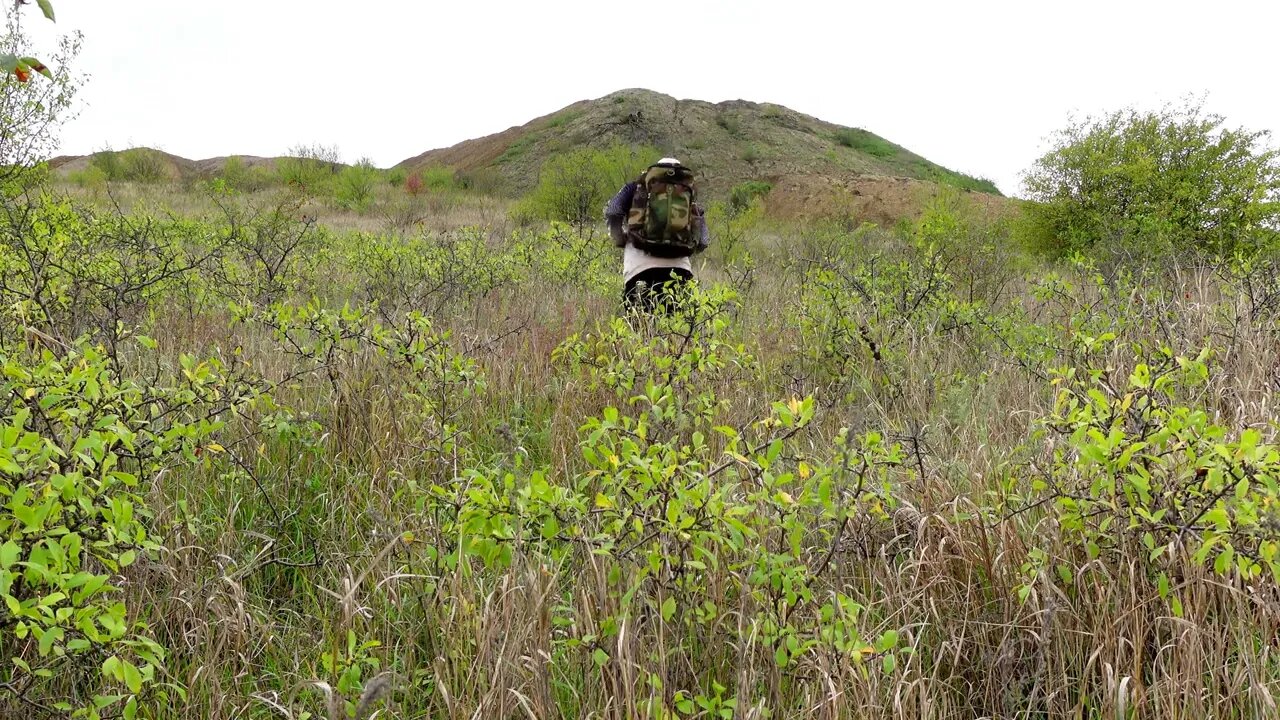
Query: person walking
604,157,709,313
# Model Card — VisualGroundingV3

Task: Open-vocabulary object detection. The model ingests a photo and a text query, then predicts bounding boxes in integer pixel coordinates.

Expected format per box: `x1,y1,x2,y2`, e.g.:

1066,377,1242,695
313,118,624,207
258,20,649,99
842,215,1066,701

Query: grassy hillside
395,88,1001,198
46,90,1006,228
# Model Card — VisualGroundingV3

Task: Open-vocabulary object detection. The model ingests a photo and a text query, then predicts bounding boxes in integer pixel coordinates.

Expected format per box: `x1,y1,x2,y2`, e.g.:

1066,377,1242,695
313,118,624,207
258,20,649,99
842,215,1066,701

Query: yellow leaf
401,531,415,544
608,454,619,467
22,388,36,399
206,443,225,454
595,493,614,509
777,491,795,505
798,462,811,480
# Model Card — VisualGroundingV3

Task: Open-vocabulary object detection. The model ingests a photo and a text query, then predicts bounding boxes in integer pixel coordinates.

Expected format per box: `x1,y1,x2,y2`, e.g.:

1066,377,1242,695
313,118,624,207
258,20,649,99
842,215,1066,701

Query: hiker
604,157,709,313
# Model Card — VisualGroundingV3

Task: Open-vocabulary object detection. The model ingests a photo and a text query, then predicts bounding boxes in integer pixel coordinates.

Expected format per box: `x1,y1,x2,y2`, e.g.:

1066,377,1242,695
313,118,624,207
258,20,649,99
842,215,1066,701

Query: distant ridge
48,89,1010,224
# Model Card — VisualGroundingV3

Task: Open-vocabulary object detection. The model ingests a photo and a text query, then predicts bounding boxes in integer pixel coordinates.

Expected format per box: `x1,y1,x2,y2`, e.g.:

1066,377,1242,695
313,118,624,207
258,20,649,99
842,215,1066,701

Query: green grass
545,109,583,129
833,127,1001,194
497,133,537,164
833,127,899,158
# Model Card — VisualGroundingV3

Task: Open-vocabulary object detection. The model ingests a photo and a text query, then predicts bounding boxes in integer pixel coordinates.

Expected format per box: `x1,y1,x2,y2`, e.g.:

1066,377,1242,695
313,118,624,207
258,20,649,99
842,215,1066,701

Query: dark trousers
624,267,694,313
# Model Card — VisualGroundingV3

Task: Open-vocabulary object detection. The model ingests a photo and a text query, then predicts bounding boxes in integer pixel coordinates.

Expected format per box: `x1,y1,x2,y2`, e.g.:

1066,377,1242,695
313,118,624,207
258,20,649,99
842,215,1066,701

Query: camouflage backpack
625,163,700,257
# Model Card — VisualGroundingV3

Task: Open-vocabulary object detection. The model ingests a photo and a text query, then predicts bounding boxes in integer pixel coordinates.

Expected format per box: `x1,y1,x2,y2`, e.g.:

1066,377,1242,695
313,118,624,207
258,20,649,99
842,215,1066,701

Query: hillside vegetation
5,48,1280,719
396,89,1000,197
50,90,1005,229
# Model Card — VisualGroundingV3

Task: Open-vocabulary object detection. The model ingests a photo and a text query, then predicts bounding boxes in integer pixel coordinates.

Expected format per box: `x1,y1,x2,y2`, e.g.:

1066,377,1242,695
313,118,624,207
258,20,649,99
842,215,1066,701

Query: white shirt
623,244,692,283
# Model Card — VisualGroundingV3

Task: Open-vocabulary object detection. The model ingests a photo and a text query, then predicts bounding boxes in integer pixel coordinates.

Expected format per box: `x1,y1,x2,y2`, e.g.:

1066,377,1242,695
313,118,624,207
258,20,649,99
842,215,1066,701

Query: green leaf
1214,546,1235,576
121,660,143,694
660,596,676,622
592,648,609,667
37,0,55,22
875,630,899,652
882,653,897,674
0,541,20,570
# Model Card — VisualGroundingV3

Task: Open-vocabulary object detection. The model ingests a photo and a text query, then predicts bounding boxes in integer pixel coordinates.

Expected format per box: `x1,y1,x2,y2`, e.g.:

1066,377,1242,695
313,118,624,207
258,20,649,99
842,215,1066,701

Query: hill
47,89,1010,225
394,88,1004,218
48,148,284,183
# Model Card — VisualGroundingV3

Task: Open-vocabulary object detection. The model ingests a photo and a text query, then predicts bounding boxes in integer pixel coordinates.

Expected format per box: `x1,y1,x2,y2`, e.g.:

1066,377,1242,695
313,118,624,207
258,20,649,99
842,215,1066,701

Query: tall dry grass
5,183,1280,719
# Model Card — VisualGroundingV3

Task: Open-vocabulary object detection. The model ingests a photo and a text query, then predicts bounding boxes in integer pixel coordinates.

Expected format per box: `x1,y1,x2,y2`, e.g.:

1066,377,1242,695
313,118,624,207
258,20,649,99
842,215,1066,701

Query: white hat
656,157,682,166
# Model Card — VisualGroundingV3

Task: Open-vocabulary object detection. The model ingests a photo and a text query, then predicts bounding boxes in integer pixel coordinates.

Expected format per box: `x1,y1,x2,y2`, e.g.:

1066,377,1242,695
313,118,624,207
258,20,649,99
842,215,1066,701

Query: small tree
335,157,379,211
523,144,658,233
278,143,342,194
0,8,82,187
1022,101,1280,256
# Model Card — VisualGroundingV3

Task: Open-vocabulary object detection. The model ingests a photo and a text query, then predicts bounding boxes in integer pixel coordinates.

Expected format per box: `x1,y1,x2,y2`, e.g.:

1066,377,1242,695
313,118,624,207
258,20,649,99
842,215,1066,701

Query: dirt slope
394,88,1002,202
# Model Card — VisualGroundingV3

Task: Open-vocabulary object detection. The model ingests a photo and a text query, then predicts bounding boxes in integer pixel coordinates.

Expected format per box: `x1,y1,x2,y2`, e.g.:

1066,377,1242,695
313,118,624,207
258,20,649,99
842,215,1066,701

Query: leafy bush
84,149,169,184
67,164,107,189
454,167,504,195
88,149,122,180
119,148,167,183
0,342,257,717
277,143,342,194
335,158,379,212
420,165,455,192
1023,101,1280,256
518,144,658,232
729,180,772,215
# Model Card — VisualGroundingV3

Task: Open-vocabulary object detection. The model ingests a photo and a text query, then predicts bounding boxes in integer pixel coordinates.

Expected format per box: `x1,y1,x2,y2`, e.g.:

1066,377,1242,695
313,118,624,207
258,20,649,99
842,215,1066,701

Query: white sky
21,0,1280,197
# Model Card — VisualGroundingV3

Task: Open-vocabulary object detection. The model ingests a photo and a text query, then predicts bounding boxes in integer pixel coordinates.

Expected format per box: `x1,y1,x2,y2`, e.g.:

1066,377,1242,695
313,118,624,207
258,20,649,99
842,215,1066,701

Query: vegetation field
3,8,1280,714
4,151,1280,719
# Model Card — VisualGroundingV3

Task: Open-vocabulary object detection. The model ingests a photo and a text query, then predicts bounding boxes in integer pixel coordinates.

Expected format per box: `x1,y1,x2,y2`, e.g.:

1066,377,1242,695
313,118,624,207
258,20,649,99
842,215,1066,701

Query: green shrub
119,148,166,183
729,180,772,215
335,159,379,212
421,165,456,192
0,342,252,716
221,158,277,193
833,128,898,159
454,167,505,195
1024,101,1280,256
716,113,742,138
520,144,658,231
68,164,107,189
277,143,342,194
88,149,122,180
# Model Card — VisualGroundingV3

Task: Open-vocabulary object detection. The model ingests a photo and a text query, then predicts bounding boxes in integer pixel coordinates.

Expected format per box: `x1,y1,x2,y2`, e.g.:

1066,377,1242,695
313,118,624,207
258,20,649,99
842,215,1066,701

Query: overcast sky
20,0,1280,197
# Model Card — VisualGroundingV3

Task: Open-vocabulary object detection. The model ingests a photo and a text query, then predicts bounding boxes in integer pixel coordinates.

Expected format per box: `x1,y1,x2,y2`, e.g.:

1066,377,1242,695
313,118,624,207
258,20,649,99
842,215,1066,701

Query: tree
336,157,379,211
523,144,658,233
1022,101,1280,256
0,5,82,185
277,143,343,194
0,0,56,83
